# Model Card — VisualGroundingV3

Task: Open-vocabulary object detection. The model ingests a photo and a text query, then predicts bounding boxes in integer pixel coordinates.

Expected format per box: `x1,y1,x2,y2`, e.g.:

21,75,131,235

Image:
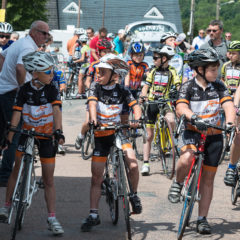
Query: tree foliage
5,0,48,31
179,0,240,40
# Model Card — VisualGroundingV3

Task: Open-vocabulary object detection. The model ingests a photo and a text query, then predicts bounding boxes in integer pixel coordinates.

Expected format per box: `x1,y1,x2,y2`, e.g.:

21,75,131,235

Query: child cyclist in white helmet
81,55,142,232
0,51,65,236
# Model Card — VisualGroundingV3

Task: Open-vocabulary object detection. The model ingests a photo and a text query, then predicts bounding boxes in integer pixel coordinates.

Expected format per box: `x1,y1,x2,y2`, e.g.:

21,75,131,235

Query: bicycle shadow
132,220,176,240
181,217,240,240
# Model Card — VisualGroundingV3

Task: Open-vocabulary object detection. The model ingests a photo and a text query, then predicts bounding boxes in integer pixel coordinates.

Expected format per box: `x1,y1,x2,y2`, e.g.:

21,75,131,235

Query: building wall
46,0,59,29
48,0,182,33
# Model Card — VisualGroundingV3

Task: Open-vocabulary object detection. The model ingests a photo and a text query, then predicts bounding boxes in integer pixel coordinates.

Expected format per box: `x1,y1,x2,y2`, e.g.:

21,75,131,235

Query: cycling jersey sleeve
217,82,232,105
122,87,137,107
221,62,227,80
88,82,98,102
176,81,192,105
48,85,62,106
13,85,26,112
170,67,181,87
145,68,156,86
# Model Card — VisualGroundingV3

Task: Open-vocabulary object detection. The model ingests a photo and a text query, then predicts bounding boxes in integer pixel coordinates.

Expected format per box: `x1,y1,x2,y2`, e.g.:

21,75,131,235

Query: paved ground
1,99,240,240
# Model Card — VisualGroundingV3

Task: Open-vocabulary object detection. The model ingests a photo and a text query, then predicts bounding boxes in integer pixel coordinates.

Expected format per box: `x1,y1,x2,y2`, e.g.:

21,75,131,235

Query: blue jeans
0,90,21,183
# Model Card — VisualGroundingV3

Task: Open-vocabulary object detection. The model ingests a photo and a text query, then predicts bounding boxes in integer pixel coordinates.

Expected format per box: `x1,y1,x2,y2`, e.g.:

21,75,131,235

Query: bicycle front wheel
65,73,74,99
159,117,176,179
177,156,202,240
118,150,132,239
81,131,94,160
11,155,31,240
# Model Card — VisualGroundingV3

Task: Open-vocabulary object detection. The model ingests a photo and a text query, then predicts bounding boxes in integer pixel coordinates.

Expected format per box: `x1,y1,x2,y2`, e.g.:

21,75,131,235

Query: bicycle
98,122,143,240
142,97,177,179
5,128,52,240
231,161,240,205
177,118,235,240
81,125,95,160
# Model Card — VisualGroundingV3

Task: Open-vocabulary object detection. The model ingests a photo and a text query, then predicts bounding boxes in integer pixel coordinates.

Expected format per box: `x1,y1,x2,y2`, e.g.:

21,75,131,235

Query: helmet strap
104,69,115,86
196,66,209,83
159,56,168,69
33,78,45,87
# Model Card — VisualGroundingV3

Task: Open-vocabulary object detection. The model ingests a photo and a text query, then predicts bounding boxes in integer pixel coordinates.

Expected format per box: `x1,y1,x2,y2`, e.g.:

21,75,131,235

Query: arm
16,64,27,86
53,105,64,144
125,73,130,88
74,50,85,63
176,102,194,119
140,84,149,97
132,104,141,120
91,48,99,61
222,101,236,124
0,54,5,71
85,76,92,89
89,100,97,125
7,111,21,143
233,86,240,107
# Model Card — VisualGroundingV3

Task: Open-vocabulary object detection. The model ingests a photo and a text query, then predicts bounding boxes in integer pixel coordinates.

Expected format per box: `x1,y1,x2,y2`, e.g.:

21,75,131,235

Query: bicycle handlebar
9,128,52,139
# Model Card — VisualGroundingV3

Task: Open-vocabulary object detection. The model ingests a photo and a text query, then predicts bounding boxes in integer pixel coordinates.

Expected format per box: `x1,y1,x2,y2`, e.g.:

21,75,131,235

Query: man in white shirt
0,20,50,186
192,29,206,50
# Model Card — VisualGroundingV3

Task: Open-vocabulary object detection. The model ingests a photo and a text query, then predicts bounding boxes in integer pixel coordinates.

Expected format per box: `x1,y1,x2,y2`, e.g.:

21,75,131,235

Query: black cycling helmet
187,48,219,69
228,40,240,52
129,41,145,54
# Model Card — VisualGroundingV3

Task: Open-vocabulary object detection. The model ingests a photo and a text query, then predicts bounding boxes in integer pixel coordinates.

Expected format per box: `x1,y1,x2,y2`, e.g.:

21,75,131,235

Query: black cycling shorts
178,130,223,168
16,134,57,164
92,133,132,163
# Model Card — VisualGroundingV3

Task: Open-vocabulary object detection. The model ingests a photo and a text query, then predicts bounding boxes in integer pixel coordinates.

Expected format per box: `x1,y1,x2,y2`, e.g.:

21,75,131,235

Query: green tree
5,0,48,31
179,0,240,40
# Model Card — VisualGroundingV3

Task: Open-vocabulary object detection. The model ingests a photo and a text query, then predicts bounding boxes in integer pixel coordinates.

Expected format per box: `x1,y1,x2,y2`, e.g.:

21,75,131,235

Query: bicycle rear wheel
65,73,74,99
159,118,176,179
81,131,94,160
118,150,132,239
177,156,202,240
11,155,31,240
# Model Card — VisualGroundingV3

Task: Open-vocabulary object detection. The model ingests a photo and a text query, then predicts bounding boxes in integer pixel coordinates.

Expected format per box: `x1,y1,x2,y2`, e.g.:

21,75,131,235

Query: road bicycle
99,122,143,240
177,119,235,240
81,124,95,160
142,97,177,179
6,128,52,240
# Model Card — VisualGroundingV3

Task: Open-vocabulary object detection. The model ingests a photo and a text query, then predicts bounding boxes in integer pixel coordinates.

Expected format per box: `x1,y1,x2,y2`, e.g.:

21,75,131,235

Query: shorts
92,133,132,163
146,102,171,128
122,89,140,114
16,134,57,164
79,66,89,75
178,130,223,170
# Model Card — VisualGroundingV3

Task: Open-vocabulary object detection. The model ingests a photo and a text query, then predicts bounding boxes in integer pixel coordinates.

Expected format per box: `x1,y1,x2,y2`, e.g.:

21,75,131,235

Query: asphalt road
0,99,240,240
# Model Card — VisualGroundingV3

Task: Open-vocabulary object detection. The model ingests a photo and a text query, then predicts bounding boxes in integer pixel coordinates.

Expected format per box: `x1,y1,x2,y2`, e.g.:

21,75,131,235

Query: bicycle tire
81,131,94,160
132,129,144,161
11,155,31,240
65,73,75,99
159,118,176,179
231,180,239,205
118,150,132,240
105,149,119,225
177,155,203,240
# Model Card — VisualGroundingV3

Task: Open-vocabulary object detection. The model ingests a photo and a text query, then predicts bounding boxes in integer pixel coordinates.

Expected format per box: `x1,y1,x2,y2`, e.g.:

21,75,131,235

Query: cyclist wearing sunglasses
200,20,230,78
0,51,65,236
0,22,14,52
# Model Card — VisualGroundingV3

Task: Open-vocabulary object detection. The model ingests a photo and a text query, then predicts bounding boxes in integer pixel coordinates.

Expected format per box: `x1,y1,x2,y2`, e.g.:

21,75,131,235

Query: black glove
191,114,208,131
53,129,65,142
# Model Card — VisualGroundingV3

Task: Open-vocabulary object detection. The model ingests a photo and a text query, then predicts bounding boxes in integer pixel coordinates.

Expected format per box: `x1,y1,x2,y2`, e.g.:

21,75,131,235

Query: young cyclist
73,34,91,99
221,41,240,96
140,45,181,176
0,51,65,235
168,48,235,234
81,55,142,232
121,41,149,123
75,40,112,150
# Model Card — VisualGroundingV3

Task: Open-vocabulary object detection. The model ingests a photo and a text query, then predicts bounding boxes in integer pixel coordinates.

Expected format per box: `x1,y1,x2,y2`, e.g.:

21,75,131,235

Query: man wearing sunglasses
0,20,50,187
0,22,14,52
200,20,230,78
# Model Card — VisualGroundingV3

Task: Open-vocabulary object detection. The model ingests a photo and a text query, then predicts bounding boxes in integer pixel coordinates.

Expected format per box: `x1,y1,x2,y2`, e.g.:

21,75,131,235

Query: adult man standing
200,20,229,78
86,27,94,42
0,20,50,186
113,29,125,56
191,29,206,50
225,32,232,41
89,27,109,63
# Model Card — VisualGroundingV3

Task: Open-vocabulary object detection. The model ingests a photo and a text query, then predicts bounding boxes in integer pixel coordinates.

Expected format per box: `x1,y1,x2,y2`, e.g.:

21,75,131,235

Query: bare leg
143,127,154,161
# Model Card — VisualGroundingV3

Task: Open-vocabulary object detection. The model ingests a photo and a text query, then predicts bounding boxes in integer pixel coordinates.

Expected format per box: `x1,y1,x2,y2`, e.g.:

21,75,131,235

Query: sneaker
168,180,183,203
141,163,150,176
224,168,237,187
129,193,142,214
0,207,9,222
57,145,65,155
197,217,211,234
75,136,83,150
75,93,83,99
81,215,101,232
47,218,64,235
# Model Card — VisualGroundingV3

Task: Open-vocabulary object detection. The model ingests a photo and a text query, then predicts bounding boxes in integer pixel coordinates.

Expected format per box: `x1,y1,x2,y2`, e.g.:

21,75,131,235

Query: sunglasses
43,68,54,75
153,56,161,60
207,29,218,33
0,35,10,39
36,29,50,37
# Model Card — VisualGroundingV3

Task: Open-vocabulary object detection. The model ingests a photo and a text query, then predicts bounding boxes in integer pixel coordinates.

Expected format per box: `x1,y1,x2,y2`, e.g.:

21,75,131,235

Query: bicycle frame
8,135,39,224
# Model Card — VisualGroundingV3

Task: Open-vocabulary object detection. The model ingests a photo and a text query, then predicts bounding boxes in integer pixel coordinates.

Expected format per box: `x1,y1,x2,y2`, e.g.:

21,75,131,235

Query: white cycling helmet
79,34,88,42
152,45,175,59
0,22,13,34
107,33,115,39
160,32,177,43
22,51,55,72
74,28,85,35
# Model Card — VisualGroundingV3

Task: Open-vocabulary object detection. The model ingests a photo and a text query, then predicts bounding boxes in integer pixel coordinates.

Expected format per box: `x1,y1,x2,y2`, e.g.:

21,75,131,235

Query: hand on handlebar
139,95,148,104
191,114,208,131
